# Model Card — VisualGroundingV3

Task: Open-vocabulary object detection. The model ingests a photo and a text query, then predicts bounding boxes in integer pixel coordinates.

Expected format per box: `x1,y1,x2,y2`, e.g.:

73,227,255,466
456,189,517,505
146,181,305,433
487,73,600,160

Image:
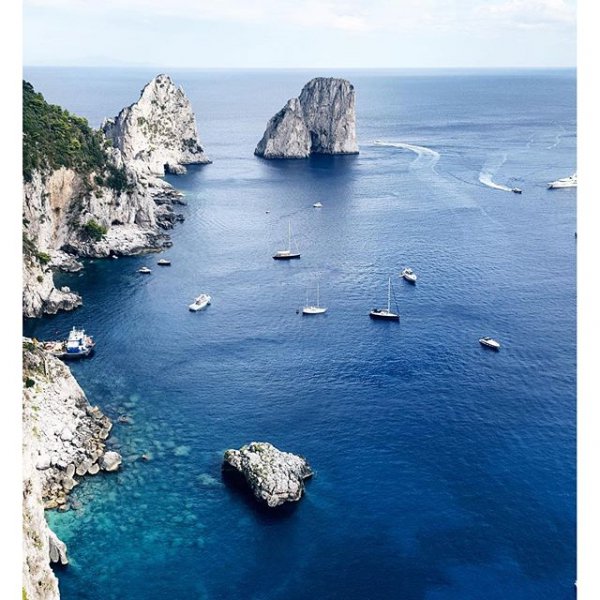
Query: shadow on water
221,465,303,522
257,152,359,178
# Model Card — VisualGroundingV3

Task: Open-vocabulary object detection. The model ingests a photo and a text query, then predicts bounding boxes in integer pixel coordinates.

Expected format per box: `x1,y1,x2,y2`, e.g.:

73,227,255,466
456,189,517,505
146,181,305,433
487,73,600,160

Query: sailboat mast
317,282,320,307
387,277,391,312
288,221,291,251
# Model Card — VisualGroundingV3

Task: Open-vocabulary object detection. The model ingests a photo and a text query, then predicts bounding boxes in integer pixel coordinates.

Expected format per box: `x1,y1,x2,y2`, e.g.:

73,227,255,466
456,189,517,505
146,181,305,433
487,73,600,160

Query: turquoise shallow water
24,68,576,599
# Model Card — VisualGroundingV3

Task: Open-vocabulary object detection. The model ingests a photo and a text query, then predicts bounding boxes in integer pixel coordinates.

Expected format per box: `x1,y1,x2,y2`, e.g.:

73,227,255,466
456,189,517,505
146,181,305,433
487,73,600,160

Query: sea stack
103,74,210,176
255,77,359,159
223,442,313,507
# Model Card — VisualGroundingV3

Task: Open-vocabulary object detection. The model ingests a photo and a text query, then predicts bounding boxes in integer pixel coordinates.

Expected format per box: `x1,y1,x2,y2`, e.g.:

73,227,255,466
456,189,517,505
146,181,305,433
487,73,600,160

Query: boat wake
373,140,440,170
478,153,513,192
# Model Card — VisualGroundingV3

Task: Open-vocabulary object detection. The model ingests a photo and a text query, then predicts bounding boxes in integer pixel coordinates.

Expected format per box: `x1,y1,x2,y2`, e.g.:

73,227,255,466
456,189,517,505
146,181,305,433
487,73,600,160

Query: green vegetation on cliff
23,81,107,182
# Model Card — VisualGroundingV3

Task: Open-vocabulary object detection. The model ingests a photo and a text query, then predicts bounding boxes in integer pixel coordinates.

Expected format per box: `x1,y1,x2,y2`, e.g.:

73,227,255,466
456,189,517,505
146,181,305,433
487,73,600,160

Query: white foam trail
478,152,512,192
547,125,566,150
373,140,440,169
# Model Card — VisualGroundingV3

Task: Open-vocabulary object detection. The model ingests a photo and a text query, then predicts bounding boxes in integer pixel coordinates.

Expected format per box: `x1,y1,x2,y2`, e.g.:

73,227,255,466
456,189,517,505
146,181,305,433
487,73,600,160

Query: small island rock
100,451,122,472
223,442,313,507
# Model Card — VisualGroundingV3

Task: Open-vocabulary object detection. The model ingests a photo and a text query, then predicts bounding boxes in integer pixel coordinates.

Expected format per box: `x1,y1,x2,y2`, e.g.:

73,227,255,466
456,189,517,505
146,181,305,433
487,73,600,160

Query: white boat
370,277,400,321
479,337,501,350
138,266,152,274
400,267,417,284
157,258,171,266
302,282,327,315
313,202,323,208
273,221,301,260
548,173,577,189
189,294,211,312
43,327,96,359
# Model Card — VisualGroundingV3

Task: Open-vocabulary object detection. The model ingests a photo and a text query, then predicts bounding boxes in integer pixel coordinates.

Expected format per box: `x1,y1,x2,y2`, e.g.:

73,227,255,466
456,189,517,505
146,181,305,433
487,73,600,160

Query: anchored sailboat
273,221,301,260
369,277,400,321
302,282,327,315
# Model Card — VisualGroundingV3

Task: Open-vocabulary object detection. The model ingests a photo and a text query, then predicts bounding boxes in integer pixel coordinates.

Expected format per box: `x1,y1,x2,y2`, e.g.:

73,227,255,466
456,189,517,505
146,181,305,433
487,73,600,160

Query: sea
23,67,577,600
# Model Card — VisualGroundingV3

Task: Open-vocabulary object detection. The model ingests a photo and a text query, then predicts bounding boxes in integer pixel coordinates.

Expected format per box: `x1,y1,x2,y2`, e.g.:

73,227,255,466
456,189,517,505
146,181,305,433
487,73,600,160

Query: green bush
23,81,107,181
24,377,35,388
83,219,108,241
35,250,51,265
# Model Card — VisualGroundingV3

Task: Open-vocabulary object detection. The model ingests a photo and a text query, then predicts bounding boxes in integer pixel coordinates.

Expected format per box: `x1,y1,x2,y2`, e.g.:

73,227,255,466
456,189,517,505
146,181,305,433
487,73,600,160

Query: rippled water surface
23,68,576,600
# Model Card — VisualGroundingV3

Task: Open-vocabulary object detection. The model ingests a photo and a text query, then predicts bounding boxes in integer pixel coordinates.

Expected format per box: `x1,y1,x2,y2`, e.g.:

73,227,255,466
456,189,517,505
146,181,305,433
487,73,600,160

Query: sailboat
302,282,327,315
273,221,301,260
369,277,400,321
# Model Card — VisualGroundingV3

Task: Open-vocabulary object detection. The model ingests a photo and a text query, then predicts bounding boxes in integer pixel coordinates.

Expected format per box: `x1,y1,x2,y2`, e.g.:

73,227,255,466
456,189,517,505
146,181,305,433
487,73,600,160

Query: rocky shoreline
22,340,122,599
23,74,209,319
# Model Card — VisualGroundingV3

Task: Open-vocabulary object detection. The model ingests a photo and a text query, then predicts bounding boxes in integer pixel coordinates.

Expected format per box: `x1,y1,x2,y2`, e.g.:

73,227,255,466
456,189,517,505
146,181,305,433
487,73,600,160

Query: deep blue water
23,68,576,600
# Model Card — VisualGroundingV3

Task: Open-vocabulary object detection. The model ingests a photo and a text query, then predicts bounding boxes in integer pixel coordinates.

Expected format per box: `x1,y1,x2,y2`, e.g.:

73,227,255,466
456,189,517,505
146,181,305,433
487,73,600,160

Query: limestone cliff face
22,341,120,599
23,74,209,317
103,74,210,176
255,77,359,159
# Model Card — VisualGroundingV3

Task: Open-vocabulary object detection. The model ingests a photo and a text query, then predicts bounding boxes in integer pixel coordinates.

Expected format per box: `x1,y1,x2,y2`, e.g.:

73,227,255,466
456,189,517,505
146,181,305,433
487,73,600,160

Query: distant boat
548,173,577,189
302,282,327,315
511,188,522,194
157,258,171,266
400,267,417,284
313,202,323,208
189,294,211,312
479,337,501,350
370,277,400,321
273,221,301,260
138,266,152,274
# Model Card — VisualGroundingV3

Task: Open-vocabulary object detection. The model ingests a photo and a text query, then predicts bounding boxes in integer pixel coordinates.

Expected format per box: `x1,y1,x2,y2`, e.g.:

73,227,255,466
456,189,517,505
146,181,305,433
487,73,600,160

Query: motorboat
370,277,400,321
313,202,323,208
548,173,577,189
43,327,95,359
511,188,522,194
479,337,501,350
273,221,301,260
157,258,171,266
138,266,152,274
189,294,211,312
302,282,327,315
400,267,417,284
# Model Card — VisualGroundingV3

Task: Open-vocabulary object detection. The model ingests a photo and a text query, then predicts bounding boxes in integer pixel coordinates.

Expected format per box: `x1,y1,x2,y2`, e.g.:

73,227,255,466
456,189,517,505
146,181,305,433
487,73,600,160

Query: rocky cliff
23,77,207,317
255,77,358,159
103,74,210,176
22,340,121,599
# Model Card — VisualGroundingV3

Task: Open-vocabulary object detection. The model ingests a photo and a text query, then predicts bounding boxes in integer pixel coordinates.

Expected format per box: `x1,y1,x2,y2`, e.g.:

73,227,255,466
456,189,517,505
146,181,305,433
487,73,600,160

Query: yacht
548,173,577,189
400,267,417,284
313,202,323,208
370,277,400,321
189,294,211,312
273,221,301,260
138,266,152,274
302,282,327,315
511,188,522,194
479,337,501,350
157,258,171,266
43,327,95,359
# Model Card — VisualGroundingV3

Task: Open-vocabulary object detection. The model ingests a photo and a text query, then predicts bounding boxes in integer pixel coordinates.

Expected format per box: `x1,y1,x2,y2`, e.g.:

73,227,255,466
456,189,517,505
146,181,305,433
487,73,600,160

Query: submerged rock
223,442,313,507
255,77,358,159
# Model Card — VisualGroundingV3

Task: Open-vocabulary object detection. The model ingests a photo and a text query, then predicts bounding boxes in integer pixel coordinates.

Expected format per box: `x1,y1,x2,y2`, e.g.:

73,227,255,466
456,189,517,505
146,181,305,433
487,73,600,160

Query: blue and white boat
43,327,95,359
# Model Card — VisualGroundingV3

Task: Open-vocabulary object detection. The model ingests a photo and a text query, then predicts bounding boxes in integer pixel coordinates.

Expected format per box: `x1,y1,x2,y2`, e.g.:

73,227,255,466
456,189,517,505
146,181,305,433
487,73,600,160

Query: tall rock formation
255,77,358,159
23,76,208,317
103,74,210,176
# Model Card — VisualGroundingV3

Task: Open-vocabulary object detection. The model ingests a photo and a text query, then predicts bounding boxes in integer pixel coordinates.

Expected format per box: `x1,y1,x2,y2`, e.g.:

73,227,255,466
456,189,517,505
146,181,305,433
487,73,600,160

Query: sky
23,0,576,68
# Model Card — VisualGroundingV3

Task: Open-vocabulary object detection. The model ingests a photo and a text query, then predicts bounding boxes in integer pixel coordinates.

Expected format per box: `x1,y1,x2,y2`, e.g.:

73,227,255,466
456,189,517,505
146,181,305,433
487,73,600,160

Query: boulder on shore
223,442,313,507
